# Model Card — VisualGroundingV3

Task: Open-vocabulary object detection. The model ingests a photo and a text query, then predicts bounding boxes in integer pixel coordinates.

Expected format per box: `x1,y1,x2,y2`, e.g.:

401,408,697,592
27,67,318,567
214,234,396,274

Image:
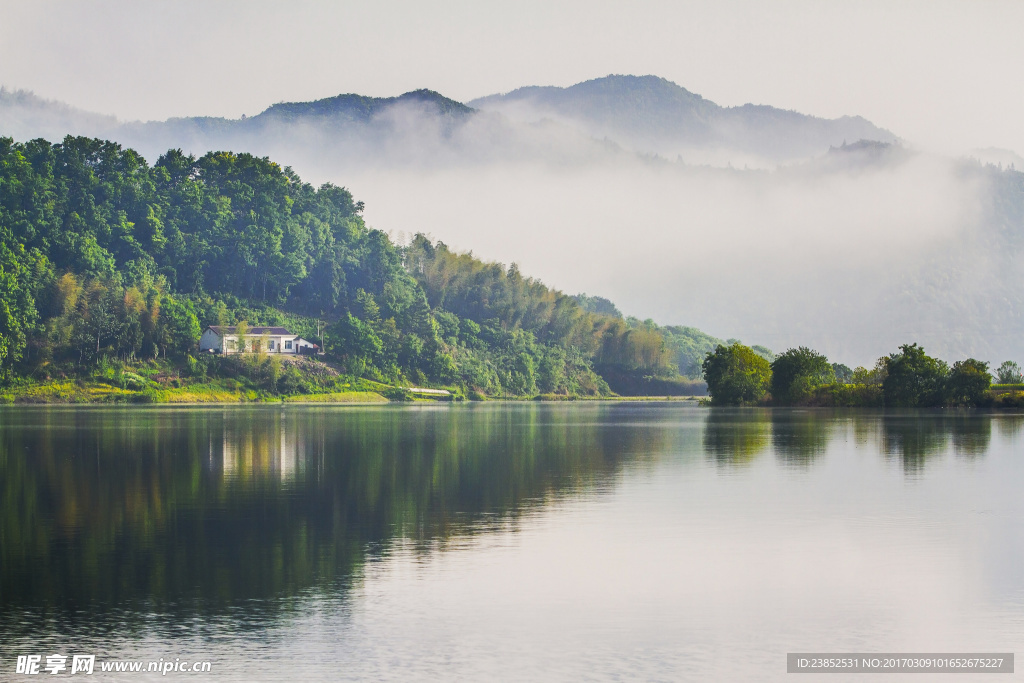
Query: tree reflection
994,414,1024,441
881,411,993,472
0,405,651,625
948,413,992,458
882,414,953,473
699,408,999,474
0,404,1006,636
771,410,834,468
702,409,771,465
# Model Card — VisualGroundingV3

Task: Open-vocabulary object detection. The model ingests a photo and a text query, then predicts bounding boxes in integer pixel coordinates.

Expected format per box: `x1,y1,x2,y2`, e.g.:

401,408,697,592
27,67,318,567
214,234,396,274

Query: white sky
2,0,1023,156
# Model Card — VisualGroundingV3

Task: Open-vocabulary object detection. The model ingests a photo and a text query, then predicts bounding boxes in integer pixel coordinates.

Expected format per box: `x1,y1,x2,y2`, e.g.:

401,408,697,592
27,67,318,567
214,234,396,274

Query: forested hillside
0,135,710,397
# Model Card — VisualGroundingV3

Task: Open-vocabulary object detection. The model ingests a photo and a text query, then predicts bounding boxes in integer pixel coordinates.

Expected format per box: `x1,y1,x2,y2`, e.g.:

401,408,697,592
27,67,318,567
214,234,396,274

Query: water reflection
947,413,992,457
0,405,1016,637
219,411,305,481
994,413,1024,440
771,410,833,468
0,405,645,624
880,412,993,472
698,409,1007,473
702,409,771,465
880,414,951,472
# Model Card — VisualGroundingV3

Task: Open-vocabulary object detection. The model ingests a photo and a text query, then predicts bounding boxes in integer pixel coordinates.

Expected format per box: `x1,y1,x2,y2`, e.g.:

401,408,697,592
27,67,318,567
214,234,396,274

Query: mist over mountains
471,75,899,166
0,75,898,168
1,76,1022,367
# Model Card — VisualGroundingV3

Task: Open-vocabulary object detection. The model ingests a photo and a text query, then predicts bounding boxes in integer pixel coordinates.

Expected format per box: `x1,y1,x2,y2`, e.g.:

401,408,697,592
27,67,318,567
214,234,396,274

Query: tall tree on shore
702,343,772,406
770,347,835,404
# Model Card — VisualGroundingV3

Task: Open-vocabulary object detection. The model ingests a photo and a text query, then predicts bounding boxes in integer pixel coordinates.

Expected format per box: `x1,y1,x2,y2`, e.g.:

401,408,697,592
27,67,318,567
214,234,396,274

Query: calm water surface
1,404,1022,681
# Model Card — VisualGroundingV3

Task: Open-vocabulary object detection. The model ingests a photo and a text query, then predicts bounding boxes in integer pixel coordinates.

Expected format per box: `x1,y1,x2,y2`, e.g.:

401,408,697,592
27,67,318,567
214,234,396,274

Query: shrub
119,372,148,391
382,387,412,401
186,354,213,379
276,366,305,395
132,389,158,404
994,391,1024,408
811,383,884,407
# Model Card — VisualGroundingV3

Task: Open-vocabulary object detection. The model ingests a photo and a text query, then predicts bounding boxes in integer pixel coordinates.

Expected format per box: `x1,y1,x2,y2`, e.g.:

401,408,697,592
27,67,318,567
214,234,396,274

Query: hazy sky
2,0,1023,156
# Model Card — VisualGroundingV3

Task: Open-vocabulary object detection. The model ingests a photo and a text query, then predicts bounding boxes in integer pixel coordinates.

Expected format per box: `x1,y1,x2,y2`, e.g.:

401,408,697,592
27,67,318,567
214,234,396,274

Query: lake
1,404,1021,681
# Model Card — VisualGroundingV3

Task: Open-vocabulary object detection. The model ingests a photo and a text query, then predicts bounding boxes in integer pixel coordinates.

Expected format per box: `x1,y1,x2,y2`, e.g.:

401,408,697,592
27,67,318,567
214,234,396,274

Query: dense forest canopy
0,135,720,396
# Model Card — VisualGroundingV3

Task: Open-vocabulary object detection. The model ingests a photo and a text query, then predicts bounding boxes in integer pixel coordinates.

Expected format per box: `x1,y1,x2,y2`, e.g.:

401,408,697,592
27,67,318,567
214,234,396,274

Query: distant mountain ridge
0,86,481,164
254,89,473,123
2,75,897,166
130,87,475,145
470,75,898,162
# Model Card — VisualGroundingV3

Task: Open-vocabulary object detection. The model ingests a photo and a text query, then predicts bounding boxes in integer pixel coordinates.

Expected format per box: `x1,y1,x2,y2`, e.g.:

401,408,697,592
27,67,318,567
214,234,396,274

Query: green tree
538,346,567,393
0,240,40,368
702,342,772,406
995,360,1022,385
156,296,201,357
831,363,853,384
770,347,835,404
354,289,381,324
882,343,948,407
852,359,887,385
234,320,249,355
72,282,126,362
327,313,382,375
510,352,537,396
945,359,991,406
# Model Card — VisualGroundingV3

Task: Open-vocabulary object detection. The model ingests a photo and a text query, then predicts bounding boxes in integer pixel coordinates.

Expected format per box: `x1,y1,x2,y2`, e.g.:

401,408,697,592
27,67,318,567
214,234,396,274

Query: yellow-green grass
283,391,388,403
575,394,700,401
1,380,135,404
0,379,388,405
147,386,255,403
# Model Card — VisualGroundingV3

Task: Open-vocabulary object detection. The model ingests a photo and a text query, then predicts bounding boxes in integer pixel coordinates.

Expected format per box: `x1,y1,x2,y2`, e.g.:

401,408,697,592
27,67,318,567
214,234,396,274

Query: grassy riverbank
0,357,403,404
0,377,392,404
0,354,714,405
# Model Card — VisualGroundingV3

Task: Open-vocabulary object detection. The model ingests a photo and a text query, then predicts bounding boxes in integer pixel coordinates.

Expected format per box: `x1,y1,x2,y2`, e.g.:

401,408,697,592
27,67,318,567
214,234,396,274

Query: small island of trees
702,342,1024,408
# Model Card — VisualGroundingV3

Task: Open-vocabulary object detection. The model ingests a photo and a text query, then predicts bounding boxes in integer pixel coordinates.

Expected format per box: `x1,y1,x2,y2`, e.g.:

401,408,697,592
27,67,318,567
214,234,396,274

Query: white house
199,326,321,355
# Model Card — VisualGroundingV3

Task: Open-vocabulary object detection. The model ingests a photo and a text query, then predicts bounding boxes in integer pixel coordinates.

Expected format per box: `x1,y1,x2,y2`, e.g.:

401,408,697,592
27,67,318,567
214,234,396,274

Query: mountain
0,87,471,132
470,75,898,164
0,87,121,142
120,88,485,165
2,76,898,168
135,88,474,138
0,87,492,167
968,147,1024,171
252,89,473,123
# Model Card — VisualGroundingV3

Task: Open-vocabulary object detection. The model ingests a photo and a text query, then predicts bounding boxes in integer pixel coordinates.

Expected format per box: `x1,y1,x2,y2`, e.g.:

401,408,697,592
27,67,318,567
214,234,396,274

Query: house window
285,340,293,350
252,341,260,352
227,340,236,351
269,340,276,351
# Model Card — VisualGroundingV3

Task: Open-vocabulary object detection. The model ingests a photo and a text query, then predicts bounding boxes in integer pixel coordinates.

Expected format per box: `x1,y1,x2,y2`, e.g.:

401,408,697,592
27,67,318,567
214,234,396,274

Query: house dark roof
208,326,293,336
